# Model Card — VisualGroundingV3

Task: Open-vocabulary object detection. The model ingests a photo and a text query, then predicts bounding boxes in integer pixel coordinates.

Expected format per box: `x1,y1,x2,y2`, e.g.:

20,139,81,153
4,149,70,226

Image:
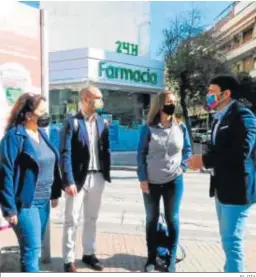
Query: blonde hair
147,91,179,126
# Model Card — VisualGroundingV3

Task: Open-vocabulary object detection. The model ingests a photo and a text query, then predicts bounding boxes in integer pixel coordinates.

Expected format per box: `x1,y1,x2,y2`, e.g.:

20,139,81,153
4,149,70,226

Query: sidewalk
1,225,256,272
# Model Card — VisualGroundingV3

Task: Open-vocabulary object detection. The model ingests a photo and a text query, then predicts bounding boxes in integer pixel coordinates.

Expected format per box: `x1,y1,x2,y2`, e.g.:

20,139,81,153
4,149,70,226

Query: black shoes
82,254,104,271
64,262,77,272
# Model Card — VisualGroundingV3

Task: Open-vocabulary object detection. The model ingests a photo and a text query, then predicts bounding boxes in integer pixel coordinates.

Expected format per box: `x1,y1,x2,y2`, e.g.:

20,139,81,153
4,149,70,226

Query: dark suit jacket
202,102,256,205
60,111,111,191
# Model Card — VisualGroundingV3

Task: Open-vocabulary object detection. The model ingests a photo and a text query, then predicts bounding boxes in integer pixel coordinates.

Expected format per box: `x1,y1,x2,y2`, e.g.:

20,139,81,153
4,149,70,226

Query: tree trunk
180,71,194,149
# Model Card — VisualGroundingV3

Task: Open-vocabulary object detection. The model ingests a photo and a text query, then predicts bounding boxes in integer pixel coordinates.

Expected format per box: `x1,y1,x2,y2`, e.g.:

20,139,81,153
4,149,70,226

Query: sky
150,1,231,60
21,1,231,60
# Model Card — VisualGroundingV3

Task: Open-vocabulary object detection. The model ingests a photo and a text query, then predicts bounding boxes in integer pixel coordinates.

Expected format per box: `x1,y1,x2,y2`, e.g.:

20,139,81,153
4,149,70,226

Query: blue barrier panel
50,124,143,152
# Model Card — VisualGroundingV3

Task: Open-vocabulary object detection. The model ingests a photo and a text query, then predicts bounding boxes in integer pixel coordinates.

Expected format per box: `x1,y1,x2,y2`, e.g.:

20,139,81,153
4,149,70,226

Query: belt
88,170,102,174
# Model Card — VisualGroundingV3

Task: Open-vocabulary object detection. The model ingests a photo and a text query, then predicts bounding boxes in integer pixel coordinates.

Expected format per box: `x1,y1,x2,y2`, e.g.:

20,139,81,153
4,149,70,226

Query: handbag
156,213,186,264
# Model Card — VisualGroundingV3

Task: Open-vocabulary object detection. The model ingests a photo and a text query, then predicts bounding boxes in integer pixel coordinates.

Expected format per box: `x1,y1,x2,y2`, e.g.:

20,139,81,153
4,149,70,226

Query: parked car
192,128,207,142
199,130,212,144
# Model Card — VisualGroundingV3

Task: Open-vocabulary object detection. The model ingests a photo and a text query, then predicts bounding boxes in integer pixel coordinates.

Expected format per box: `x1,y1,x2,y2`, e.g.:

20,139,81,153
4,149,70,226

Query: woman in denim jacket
0,93,62,272
137,91,192,272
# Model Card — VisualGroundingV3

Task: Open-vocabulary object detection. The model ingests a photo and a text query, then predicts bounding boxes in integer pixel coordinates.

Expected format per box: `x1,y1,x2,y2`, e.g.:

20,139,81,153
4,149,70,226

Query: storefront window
49,88,79,123
101,89,150,127
49,88,151,126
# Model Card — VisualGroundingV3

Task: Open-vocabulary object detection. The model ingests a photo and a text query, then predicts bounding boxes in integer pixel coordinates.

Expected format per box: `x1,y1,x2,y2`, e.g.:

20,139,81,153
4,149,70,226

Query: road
111,143,206,166
51,170,256,241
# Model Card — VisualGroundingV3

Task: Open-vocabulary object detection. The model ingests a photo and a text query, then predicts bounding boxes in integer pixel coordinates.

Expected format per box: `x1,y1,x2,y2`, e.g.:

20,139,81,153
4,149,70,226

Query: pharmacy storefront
49,47,165,150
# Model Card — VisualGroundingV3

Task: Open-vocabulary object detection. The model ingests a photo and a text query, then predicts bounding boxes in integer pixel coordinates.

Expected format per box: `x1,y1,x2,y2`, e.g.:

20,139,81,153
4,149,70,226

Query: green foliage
162,8,230,108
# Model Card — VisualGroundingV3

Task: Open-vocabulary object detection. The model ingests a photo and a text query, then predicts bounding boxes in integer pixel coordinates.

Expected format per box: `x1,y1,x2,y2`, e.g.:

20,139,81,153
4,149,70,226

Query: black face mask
37,113,51,128
162,104,176,115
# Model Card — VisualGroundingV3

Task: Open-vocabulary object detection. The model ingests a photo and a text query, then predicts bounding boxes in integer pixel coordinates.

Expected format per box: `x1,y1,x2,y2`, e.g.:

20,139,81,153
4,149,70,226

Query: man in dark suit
60,84,111,272
189,75,256,272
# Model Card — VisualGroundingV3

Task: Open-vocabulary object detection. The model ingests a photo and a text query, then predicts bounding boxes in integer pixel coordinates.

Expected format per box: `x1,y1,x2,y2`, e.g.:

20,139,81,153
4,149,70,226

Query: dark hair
210,73,256,106
5,93,46,132
210,74,241,99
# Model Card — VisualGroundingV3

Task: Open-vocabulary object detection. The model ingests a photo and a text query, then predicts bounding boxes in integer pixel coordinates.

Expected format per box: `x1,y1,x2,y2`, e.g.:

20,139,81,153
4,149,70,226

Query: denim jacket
0,125,62,217
137,122,192,182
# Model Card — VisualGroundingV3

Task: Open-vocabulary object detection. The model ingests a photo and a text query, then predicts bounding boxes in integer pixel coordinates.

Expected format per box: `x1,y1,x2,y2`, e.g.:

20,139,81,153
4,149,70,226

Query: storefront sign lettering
99,61,158,85
115,41,138,56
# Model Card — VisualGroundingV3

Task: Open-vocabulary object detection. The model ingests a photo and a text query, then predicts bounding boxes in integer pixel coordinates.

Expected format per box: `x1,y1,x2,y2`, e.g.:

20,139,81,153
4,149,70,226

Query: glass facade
49,89,79,123
49,88,151,126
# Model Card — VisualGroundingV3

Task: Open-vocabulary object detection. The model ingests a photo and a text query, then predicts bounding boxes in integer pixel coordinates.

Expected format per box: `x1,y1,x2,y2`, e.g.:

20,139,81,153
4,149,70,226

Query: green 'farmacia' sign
99,61,158,85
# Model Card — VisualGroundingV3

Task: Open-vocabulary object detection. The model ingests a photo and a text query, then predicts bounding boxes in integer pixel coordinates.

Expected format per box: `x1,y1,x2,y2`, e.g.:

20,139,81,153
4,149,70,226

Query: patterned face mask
205,94,218,110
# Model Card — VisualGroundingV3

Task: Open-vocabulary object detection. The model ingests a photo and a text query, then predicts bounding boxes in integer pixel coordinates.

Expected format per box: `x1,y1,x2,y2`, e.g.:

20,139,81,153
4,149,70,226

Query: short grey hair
79,81,98,99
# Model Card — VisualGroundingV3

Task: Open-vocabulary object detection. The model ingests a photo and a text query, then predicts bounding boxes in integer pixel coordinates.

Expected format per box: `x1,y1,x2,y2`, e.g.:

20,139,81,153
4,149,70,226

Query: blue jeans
215,198,252,272
143,174,184,272
13,199,50,272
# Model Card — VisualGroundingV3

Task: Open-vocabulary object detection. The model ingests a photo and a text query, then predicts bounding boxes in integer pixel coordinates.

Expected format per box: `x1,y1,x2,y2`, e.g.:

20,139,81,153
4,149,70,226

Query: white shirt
84,114,100,171
212,100,235,145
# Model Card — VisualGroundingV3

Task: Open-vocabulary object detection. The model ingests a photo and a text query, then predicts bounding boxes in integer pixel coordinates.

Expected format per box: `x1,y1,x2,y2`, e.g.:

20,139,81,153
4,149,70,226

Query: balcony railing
226,37,256,61
213,2,256,39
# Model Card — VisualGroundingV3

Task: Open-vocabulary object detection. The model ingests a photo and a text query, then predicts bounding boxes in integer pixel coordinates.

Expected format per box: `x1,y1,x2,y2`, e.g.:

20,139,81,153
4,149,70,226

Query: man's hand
6,215,18,225
188,155,204,170
65,184,77,197
51,199,59,208
140,181,149,194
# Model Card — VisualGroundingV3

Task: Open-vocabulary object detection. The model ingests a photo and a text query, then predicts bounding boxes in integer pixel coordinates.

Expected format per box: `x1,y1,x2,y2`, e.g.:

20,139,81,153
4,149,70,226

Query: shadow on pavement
40,254,147,272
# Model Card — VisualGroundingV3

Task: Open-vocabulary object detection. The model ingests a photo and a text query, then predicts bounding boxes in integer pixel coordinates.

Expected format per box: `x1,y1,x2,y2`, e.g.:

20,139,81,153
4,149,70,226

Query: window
101,89,147,127
243,27,253,44
49,89,79,123
243,57,254,73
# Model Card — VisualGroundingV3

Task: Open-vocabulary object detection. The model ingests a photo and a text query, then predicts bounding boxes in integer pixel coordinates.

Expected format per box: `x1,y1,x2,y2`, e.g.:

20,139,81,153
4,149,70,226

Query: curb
111,166,209,174
111,166,137,171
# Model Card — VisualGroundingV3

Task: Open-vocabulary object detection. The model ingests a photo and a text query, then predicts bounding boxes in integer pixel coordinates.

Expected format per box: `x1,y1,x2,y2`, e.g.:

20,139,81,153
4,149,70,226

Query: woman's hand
140,181,149,194
6,215,18,225
51,199,59,208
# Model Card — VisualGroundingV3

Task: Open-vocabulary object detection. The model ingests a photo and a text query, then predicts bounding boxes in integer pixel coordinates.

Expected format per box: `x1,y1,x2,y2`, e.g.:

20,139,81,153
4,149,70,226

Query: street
111,143,206,166
51,170,256,240
1,170,256,272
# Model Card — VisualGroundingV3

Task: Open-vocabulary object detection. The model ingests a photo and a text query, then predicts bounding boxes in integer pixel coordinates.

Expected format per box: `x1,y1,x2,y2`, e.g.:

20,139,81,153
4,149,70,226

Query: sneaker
82,254,104,271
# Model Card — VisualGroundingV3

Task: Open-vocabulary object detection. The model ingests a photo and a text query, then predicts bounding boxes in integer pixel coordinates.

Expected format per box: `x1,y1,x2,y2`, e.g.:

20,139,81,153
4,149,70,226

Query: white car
192,128,207,142
199,130,212,144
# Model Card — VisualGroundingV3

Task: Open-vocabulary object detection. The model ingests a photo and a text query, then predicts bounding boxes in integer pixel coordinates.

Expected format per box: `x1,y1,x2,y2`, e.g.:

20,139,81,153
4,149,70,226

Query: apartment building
212,1,256,77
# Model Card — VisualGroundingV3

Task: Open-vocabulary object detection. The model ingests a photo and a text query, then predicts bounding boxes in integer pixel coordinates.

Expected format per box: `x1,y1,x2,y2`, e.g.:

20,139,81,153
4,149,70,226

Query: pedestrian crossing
51,170,256,241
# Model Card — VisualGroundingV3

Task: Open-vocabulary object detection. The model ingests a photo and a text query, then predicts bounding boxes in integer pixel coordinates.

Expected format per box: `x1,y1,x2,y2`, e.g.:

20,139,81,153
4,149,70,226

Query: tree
161,8,230,141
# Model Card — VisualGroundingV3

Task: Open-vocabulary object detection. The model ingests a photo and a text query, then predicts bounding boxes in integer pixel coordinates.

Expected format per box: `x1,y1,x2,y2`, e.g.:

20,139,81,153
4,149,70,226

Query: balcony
249,68,256,79
214,2,256,38
226,38,256,62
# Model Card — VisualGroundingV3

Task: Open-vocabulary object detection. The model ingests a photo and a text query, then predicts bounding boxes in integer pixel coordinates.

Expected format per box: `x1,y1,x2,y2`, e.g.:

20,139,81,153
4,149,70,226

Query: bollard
41,221,51,264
